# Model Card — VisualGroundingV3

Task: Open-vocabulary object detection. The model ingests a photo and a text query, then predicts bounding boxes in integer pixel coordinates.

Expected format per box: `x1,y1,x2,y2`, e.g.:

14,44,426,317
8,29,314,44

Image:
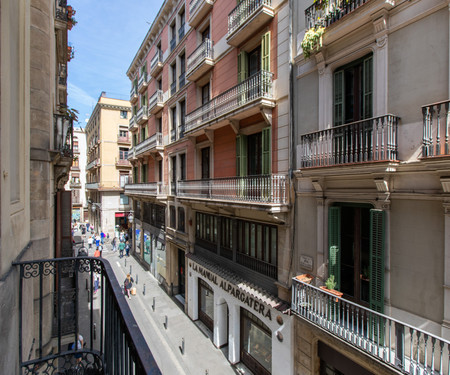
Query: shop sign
190,262,272,321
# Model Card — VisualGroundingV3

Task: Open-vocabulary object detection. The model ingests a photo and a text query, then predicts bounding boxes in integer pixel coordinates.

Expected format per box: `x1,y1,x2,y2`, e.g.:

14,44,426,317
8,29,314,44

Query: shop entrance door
178,248,185,297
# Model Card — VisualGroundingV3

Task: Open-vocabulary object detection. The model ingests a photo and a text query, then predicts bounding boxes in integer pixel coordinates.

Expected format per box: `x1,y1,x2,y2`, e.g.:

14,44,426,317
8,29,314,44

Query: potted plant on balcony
301,26,324,59
320,275,343,301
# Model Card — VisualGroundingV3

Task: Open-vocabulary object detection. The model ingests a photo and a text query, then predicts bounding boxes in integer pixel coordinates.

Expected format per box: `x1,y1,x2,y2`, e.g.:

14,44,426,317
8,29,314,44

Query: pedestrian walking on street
111,237,117,251
100,231,105,244
125,241,130,257
87,236,93,250
119,241,125,258
98,243,103,257
95,234,100,248
94,275,100,294
123,274,134,299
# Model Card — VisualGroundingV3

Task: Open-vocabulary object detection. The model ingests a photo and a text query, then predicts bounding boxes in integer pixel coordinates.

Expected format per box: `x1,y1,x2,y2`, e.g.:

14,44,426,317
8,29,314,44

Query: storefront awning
115,212,130,217
186,253,290,314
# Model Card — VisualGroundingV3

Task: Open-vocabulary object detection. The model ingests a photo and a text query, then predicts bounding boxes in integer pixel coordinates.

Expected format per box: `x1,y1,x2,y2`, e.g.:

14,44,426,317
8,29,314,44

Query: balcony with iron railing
170,128,177,143
189,0,214,28
186,39,214,82
136,105,148,125
179,124,185,139
14,257,161,374
135,132,163,157
177,174,289,206
299,114,399,168
138,72,148,93
305,0,371,30
292,277,450,375
120,175,132,188
150,50,163,77
130,85,138,104
124,182,167,199
70,181,81,189
422,100,450,159
148,89,164,114
185,70,274,136
129,115,137,131
227,0,274,47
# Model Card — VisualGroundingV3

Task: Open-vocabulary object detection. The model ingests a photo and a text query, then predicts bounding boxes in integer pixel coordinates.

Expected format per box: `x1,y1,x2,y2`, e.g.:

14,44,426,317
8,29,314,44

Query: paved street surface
77,230,247,375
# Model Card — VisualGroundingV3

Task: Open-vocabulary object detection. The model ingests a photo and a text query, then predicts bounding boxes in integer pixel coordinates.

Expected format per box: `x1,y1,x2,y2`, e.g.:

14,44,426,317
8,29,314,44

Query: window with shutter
369,209,385,313
261,32,270,72
328,206,341,290
262,127,271,175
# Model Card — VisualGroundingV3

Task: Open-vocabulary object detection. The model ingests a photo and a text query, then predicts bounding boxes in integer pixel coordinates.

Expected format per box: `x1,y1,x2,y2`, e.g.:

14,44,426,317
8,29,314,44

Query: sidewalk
82,233,240,375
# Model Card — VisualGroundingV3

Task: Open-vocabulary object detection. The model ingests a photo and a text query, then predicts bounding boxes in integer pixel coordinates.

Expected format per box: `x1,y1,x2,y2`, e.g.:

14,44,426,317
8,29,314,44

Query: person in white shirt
87,236,93,249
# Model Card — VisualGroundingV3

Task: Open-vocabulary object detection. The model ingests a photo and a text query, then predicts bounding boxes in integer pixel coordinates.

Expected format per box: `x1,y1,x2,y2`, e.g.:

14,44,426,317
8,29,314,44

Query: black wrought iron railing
14,257,161,374
305,0,370,29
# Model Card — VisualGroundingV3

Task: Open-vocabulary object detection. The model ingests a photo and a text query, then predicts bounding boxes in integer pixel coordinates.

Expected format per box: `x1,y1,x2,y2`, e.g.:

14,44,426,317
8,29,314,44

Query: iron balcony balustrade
129,115,137,131
124,182,167,198
185,70,274,135
117,134,131,144
85,182,99,190
422,100,450,158
150,50,163,77
148,89,164,114
305,0,370,29
227,0,274,47
186,38,214,82
170,128,177,143
299,114,399,168
135,132,163,157
179,124,185,139
189,0,214,28
138,72,148,93
177,174,289,205
292,278,450,375
136,105,148,125
14,257,161,375
130,85,138,104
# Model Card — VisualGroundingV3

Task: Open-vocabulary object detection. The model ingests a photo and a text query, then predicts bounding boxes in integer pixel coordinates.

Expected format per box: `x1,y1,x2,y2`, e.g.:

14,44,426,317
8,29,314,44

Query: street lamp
127,211,134,224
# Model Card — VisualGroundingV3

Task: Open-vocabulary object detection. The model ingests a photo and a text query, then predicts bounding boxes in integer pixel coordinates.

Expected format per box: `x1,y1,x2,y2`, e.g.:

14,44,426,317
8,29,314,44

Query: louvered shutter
237,51,248,83
370,209,385,313
262,127,271,175
328,206,341,290
261,32,270,72
363,56,373,120
333,70,344,126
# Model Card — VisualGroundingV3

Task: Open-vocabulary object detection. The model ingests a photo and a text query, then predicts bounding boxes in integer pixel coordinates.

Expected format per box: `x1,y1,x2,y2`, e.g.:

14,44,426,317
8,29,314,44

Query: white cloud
68,82,96,107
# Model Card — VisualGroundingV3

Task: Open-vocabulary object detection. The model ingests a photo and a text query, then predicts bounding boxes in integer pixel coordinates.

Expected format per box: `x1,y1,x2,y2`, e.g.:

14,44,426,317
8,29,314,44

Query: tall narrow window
180,153,186,181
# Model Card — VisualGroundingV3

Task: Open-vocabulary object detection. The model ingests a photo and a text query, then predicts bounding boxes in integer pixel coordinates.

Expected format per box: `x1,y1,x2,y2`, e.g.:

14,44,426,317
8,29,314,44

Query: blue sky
68,0,164,126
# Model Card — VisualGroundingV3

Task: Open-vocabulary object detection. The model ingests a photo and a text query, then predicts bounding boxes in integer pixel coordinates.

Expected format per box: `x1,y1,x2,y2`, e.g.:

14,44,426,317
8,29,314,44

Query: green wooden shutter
333,70,344,126
370,209,385,313
362,56,373,119
261,32,270,72
236,134,247,176
262,127,271,175
237,51,248,83
328,206,341,290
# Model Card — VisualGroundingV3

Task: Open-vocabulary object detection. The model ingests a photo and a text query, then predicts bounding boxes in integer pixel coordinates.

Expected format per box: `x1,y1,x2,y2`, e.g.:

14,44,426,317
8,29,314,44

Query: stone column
373,12,389,116
214,297,228,348
228,304,240,364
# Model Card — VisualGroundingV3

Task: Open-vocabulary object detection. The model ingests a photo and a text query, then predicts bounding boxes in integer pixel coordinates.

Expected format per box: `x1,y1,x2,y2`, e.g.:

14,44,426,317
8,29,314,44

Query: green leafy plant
325,275,337,290
301,26,324,59
60,105,79,122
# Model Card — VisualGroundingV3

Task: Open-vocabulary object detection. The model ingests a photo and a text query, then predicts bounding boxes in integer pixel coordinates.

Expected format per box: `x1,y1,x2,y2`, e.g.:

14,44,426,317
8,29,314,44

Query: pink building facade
126,0,293,373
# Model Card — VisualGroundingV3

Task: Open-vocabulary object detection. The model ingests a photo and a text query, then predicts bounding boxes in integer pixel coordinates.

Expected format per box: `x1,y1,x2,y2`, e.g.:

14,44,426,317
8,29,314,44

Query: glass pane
264,227,269,262
257,225,262,260
242,313,272,373
245,223,249,255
